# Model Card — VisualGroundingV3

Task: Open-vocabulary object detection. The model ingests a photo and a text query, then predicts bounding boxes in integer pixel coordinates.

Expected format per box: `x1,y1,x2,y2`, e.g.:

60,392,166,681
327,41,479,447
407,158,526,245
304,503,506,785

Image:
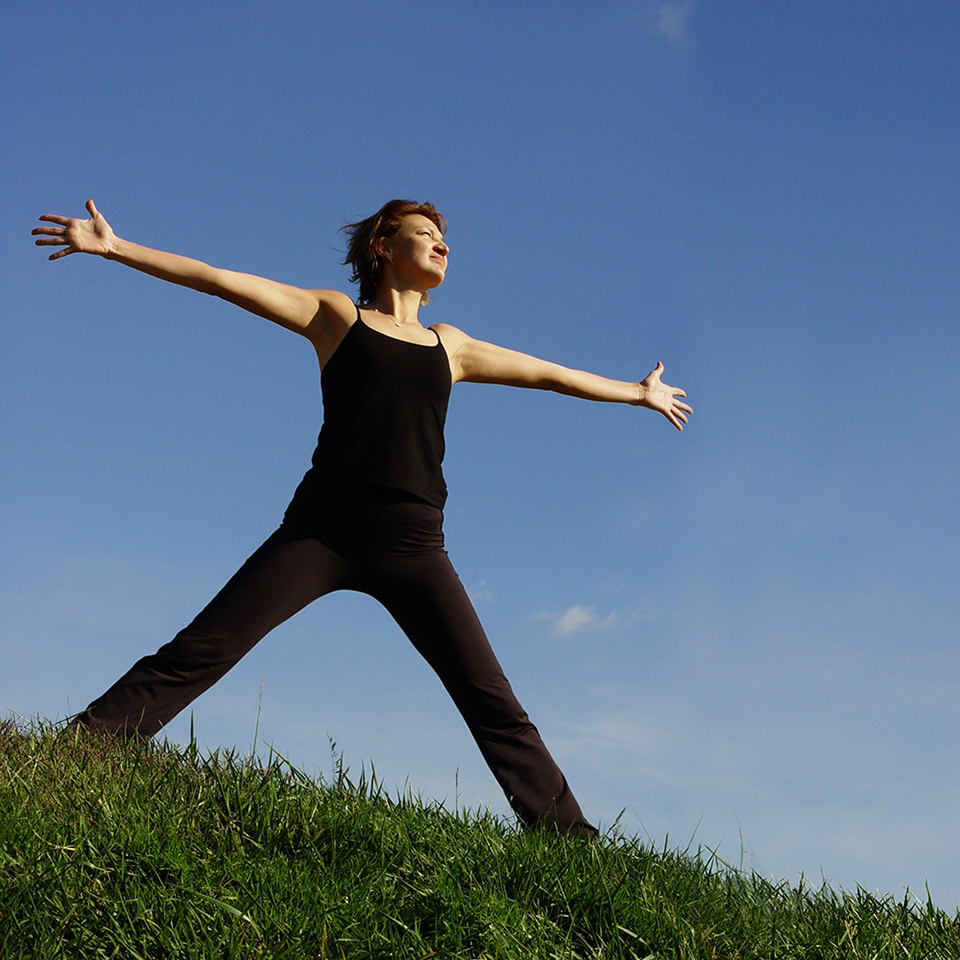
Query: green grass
1,720,957,959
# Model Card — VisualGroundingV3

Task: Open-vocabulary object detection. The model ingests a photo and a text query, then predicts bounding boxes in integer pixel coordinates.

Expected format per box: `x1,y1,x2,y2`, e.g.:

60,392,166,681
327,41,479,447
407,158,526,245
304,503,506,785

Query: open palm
640,362,693,431
32,199,116,260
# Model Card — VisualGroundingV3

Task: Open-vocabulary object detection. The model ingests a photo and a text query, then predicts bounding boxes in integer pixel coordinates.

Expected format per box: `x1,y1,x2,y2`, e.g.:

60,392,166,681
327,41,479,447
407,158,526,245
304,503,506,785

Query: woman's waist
302,448,447,510
280,478,445,557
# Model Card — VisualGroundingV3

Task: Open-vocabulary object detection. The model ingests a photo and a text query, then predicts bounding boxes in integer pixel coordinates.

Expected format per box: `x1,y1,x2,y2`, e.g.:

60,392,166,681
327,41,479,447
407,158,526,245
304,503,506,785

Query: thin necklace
378,310,418,329
365,305,420,329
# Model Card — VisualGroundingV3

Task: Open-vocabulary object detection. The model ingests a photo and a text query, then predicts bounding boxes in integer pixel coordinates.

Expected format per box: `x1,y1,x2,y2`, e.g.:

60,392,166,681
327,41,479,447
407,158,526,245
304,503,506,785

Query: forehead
401,213,443,236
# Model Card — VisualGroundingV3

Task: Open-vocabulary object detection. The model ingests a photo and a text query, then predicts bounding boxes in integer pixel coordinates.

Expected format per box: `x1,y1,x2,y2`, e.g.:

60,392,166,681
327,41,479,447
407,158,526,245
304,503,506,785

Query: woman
33,198,692,835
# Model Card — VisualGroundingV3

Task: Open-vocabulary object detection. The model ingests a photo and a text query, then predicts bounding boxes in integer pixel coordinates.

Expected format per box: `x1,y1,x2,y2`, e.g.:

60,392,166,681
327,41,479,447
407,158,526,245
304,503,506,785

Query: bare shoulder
313,289,357,325
430,323,483,383
430,322,473,351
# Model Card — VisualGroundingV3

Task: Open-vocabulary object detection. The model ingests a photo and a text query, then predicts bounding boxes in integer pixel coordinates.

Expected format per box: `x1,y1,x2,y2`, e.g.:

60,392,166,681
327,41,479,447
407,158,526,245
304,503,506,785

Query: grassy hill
1,721,957,959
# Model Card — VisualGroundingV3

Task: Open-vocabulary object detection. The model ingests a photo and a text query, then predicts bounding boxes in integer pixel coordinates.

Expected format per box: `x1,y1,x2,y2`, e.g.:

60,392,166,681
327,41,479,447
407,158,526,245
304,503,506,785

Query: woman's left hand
638,362,692,431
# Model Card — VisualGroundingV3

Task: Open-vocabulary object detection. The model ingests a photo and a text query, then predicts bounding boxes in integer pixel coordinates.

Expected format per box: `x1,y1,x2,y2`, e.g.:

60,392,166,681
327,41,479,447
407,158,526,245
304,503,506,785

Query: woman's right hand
31,197,345,347
32,198,116,260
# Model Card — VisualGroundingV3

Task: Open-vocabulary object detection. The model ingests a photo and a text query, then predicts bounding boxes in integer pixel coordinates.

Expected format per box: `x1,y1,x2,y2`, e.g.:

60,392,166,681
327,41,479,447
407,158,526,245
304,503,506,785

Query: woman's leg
76,531,355,737
365,519,596,835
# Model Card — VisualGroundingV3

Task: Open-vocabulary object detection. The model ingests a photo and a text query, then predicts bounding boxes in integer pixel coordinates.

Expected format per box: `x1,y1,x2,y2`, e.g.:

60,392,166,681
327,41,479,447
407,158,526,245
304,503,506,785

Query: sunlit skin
32,199,693,429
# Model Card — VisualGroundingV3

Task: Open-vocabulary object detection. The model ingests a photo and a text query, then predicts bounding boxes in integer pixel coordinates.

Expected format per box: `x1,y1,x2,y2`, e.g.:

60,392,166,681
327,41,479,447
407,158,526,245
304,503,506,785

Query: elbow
539,369,582,395
200,268,225,297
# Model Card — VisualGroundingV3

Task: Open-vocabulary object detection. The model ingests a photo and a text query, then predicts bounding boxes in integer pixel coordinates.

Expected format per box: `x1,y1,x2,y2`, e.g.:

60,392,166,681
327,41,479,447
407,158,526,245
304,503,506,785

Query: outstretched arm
32,199,347,340
436,324,693,431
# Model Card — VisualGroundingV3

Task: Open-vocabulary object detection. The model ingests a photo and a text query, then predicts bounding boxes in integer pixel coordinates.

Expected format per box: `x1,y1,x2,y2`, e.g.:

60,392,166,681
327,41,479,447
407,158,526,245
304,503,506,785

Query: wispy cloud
466,580,494,606
555,605,615,636
536,601,657,637
656,1,693,42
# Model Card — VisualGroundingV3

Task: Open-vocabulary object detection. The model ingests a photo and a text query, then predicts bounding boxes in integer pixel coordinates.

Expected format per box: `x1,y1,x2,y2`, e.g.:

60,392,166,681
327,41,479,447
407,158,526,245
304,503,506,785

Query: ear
374,236,392,262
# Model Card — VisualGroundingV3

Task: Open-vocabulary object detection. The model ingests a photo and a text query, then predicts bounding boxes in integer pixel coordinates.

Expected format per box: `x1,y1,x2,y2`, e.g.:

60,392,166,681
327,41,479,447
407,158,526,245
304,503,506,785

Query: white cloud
535,598,660,637
543,604,621,637
466,580,494,606
656,1,692,42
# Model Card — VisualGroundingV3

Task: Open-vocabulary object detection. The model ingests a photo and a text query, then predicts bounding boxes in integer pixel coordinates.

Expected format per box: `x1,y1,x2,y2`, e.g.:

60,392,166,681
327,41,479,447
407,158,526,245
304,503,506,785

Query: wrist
101,235,125,261
634,381,646,406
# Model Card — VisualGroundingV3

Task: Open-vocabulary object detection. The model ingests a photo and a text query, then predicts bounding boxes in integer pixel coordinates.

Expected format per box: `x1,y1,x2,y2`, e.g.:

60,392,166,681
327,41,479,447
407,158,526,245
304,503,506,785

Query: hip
278,481,445,560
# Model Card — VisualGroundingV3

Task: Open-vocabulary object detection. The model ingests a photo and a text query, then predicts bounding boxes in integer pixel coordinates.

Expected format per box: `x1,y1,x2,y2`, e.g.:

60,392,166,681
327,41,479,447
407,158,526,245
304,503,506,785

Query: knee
158,626,255,671
458,683,535,734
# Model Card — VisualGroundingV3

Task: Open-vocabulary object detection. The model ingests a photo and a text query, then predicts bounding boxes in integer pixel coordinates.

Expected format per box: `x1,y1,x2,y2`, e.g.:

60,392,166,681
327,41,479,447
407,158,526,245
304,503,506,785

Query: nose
435,239,449,256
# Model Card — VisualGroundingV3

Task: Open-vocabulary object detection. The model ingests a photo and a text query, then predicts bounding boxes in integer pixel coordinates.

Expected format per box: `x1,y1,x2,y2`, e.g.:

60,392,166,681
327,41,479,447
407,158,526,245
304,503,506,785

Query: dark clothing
306,311,450,509
76,486,595,834
75,310,596,835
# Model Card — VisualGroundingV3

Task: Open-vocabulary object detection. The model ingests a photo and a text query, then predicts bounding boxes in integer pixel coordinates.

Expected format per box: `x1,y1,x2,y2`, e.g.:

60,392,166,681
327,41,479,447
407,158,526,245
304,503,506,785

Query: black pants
76,485,596,835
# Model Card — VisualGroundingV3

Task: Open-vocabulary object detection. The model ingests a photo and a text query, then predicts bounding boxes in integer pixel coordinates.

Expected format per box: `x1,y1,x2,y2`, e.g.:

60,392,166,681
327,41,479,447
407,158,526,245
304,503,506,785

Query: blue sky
3,0,959,914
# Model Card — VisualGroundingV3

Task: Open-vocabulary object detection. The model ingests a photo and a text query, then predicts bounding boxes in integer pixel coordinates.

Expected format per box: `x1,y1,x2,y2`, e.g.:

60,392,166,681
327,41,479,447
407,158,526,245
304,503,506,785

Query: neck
365,286,425,327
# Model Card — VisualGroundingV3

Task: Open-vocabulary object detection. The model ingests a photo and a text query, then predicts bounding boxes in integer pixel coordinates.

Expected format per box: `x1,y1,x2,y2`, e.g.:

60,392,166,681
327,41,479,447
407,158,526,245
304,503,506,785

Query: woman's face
383,214,449,290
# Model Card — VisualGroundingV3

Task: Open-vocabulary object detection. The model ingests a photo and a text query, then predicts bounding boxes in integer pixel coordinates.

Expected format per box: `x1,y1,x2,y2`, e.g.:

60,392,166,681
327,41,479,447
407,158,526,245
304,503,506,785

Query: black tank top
297,308,452,509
